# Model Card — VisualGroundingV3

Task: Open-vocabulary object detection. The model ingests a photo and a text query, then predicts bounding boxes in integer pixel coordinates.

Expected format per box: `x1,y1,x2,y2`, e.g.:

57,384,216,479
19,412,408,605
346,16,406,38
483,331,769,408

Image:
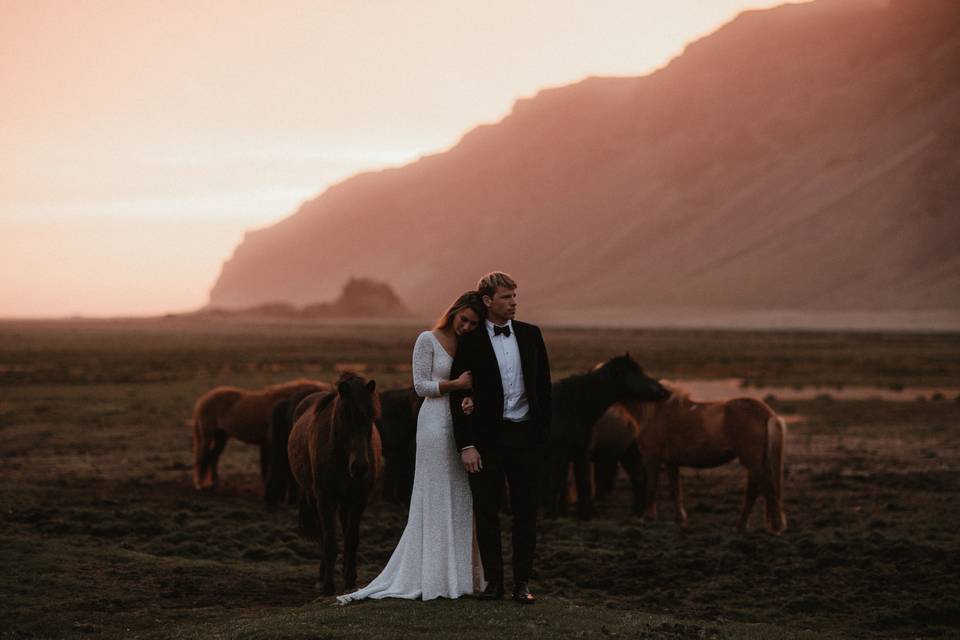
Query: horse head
333,372,381,479
599,352,670,402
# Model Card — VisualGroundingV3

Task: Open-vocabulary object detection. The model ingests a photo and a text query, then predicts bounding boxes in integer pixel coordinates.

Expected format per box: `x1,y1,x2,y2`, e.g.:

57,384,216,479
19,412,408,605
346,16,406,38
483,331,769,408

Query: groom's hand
461,447,482,473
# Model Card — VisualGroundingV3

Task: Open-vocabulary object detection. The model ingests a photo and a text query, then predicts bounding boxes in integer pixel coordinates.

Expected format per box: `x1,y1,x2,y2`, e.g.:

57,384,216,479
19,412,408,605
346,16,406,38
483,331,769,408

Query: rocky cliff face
208,0,960,324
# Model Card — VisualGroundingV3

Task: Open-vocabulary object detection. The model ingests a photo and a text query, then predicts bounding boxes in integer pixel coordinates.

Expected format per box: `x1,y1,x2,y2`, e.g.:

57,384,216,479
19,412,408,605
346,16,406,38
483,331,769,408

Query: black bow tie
493,324,511,338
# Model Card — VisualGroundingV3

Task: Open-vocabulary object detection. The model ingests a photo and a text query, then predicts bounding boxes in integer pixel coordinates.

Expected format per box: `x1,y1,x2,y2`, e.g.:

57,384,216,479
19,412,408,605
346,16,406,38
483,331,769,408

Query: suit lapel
478,327,502,396
514,322,536,397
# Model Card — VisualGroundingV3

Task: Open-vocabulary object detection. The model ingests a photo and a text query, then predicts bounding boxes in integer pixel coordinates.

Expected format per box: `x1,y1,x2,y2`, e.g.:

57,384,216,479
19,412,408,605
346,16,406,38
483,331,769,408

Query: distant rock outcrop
207,0,960,324
200,278,408,319
303,277,409,317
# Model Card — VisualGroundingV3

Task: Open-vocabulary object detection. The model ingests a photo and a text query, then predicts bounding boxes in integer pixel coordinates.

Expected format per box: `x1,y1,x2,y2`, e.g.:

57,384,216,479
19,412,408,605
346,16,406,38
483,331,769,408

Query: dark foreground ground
1,318,958,639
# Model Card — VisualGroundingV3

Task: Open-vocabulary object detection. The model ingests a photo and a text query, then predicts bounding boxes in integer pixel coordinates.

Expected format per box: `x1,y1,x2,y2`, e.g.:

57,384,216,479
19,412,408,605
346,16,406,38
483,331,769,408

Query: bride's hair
433,291,486,332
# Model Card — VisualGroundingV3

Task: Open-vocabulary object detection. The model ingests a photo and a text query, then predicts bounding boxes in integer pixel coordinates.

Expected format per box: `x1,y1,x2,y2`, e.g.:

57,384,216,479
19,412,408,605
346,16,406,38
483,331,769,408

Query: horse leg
573,450,593,521
593,454,616,501
739,472,760,533
619,442,646,516
318,501,338,595
259,444,269,483
642,457,660,522
541,447,565,518
192,421,210,490
667,465,688,526
261,444,278,508
560,461,574,517
286,476,299,506
207,429,228,490
340,500,364,591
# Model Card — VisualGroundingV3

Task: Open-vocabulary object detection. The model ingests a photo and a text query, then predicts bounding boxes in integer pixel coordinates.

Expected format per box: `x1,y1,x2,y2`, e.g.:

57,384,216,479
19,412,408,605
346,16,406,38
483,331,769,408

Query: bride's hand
461,397,474,415
461,447,482,473
455,370,473,391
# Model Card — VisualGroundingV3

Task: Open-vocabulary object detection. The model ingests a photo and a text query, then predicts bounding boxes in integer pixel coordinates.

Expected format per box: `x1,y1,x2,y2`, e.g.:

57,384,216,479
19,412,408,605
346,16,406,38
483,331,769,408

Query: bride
336,291,486,603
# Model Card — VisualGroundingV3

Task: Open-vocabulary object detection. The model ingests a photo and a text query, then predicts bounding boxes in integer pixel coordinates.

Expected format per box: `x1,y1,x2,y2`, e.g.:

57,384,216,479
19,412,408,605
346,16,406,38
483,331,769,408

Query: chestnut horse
288,372,382,595
621,384,787,534
191,379,330,490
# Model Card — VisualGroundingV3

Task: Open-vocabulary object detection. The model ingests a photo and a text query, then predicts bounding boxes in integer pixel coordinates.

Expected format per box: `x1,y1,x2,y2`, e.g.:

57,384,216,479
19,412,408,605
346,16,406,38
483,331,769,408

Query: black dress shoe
512,582,535,604
478,582,504,600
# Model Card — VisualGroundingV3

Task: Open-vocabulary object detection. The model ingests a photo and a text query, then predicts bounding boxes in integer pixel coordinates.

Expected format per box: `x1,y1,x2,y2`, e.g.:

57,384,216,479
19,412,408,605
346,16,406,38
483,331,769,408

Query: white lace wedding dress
336,331,482,603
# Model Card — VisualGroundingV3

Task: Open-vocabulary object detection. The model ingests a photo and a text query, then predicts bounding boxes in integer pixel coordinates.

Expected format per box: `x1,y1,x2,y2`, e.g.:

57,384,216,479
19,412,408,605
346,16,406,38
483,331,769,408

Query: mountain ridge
208,0,960,325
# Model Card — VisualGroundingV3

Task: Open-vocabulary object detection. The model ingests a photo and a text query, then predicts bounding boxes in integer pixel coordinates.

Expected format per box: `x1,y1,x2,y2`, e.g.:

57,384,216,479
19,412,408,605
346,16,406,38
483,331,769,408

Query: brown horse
621,384,787,534
590,404,647,515
191,379,330,490
287,372,382,595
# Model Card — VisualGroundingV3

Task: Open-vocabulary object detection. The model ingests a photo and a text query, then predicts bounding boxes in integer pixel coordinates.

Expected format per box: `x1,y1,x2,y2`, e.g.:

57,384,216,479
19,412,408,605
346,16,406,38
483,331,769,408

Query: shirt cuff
460,445,476,452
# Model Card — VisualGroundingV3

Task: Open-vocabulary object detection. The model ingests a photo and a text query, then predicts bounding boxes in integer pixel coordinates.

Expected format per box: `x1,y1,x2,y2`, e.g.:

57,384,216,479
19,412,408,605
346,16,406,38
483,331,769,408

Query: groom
450,271,552,604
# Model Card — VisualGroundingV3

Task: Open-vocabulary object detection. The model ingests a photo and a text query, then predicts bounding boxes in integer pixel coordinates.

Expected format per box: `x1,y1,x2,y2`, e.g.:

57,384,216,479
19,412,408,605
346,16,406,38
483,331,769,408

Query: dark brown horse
288,372,382,595
272,386,420,508
191,379,330,490
621,384,787,534
375,387,423,505
264,387,324,508
544,354,669,520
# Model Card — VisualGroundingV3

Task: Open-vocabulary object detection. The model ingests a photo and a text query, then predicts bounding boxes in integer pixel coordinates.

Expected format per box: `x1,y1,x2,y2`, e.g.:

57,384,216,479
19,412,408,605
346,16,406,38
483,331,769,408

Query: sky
1,0,786,318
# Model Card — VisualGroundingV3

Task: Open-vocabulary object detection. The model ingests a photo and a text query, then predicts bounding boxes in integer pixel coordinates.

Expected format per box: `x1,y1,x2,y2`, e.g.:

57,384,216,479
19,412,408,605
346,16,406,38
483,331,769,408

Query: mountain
207,0,960,326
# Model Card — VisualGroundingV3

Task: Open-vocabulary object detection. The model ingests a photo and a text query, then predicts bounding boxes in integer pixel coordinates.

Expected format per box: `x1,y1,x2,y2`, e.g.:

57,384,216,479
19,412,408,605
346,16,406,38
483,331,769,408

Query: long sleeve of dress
412,332,442,398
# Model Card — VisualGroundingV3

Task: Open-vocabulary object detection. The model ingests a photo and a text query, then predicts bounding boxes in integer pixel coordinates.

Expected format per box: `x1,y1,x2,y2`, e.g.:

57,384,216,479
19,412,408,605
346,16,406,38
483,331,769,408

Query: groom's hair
477,271,517,298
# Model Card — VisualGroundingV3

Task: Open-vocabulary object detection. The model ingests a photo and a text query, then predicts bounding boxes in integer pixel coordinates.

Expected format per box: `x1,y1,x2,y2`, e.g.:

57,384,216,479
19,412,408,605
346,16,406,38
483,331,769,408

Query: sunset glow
2,0,786,317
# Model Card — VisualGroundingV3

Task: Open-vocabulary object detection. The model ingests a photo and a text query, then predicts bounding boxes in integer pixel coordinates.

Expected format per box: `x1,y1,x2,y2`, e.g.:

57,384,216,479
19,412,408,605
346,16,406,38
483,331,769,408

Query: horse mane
659,380,694,405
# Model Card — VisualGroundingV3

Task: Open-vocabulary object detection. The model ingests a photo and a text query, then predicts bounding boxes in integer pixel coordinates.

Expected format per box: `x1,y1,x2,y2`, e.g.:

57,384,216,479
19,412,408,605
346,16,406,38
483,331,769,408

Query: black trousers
469,420,541,587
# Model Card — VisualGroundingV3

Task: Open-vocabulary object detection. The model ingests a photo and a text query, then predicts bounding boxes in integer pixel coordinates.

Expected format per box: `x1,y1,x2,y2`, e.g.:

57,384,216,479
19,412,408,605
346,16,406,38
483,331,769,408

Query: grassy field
1,318,959,639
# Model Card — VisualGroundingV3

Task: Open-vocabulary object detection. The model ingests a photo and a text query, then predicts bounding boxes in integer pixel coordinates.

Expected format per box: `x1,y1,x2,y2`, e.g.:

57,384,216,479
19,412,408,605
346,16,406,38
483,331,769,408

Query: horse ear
366,379,376,393
337,381,350,396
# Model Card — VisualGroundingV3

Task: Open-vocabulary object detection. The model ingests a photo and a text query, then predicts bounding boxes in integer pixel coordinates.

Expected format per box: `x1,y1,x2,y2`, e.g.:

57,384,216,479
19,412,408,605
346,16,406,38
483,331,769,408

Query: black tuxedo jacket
449,320,551,452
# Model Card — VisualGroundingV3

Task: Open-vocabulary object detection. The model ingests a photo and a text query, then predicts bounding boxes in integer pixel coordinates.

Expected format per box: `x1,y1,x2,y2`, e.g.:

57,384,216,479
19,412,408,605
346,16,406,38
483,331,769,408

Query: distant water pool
671,378,959,403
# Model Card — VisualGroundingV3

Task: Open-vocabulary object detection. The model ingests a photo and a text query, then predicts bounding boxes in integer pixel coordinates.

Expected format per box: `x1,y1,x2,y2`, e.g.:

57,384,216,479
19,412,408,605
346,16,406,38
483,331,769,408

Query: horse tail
765,414,787,532
264,399,291,507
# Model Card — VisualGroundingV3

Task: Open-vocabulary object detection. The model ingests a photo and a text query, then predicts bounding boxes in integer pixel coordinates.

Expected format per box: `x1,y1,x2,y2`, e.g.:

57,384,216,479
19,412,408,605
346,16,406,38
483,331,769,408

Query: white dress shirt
486,319,530,421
